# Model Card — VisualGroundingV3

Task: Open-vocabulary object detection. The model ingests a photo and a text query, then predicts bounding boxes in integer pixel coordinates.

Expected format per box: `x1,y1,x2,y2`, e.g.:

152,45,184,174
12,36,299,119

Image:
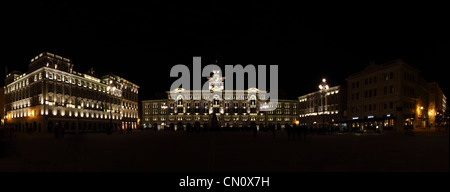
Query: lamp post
161,105,168,131
106,85,114,134
319,78,329,134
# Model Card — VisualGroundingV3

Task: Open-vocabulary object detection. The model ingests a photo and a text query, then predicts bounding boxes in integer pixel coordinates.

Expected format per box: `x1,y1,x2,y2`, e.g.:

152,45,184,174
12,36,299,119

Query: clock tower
208,70,225,91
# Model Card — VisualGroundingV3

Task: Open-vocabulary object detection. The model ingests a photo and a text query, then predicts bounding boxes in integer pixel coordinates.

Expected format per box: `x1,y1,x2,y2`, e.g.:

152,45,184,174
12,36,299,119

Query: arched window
177,96,183,114
250,95,256,106
214,98,219,105
177,96,183,105
213,95,220,105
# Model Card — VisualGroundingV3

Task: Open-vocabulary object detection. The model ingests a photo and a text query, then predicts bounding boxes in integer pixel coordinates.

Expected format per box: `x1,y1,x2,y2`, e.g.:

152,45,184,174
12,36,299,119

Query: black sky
1,1,448,100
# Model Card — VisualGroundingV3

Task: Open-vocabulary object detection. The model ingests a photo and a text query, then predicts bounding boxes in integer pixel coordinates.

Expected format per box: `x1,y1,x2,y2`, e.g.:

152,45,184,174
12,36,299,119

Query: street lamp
161,105,168,131
319,78,329,134
105,85,114,134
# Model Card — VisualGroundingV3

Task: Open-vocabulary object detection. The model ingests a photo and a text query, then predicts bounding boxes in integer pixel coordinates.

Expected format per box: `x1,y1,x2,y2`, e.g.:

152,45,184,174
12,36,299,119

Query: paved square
0,130,448,172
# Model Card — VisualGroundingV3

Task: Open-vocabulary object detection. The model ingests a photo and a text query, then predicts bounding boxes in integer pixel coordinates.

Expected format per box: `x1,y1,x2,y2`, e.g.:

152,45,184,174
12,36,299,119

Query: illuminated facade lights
4,52,139,133
142,72,299,130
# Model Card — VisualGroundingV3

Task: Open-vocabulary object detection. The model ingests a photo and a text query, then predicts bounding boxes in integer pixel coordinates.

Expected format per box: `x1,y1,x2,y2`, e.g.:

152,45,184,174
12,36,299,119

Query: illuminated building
427,82,447,127
298,85,347,131
142,72,299,130
346,59,447,132
3,52,139,133
0,87,4,128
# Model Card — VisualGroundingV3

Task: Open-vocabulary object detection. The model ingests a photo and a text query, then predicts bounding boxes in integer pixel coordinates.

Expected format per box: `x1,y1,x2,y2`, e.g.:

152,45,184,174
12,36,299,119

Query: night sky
1,1,448,100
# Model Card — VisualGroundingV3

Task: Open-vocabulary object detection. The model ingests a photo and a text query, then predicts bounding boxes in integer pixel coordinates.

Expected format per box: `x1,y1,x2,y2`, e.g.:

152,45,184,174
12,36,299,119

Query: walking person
303,126,308,140
297,125,302,141
54,123,59,138
292,124,297,140
57,126,62,138
252,123,257,138
286,124,291,141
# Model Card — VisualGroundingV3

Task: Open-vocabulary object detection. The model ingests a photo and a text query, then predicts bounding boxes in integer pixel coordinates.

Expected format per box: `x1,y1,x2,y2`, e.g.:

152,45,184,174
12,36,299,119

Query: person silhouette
297,125,302,141
303,126,308,140
286,124,291,141
252,123,257,138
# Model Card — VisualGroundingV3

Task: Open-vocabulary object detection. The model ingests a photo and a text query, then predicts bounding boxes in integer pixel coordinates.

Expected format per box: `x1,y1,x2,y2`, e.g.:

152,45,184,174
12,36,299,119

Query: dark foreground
0,130,448,172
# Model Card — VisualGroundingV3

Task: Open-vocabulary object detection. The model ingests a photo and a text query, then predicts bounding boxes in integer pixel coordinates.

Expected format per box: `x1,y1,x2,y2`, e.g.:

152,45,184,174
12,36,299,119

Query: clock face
214,76,219,81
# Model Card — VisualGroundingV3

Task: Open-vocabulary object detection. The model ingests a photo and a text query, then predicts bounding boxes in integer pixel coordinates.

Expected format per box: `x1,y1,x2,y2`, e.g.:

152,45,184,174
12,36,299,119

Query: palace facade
3,52,139,134
142,72,299,130
346,59,447,132
298,85,347,131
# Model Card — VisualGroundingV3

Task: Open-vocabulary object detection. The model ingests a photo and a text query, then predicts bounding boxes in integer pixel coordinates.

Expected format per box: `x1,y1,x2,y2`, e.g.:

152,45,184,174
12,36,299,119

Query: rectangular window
195,103,200,113
170,104,174,113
